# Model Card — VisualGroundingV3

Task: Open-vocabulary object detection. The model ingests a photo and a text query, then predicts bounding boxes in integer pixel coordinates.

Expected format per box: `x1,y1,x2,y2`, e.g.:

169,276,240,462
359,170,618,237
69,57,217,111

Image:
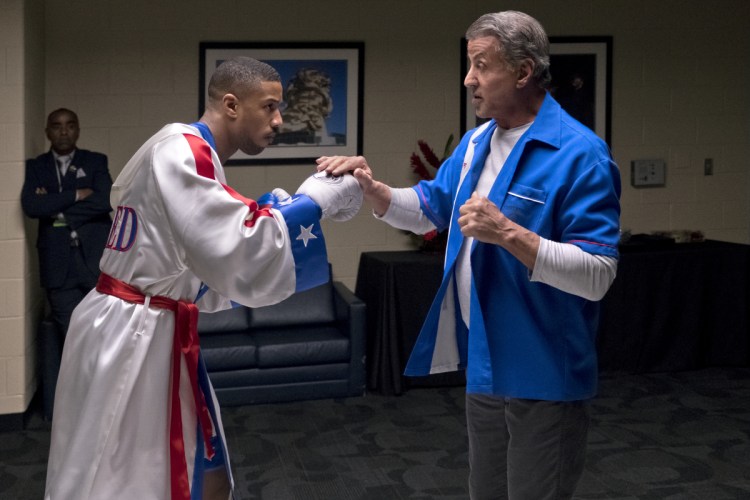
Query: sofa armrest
333,281,362,322
333,281,367,395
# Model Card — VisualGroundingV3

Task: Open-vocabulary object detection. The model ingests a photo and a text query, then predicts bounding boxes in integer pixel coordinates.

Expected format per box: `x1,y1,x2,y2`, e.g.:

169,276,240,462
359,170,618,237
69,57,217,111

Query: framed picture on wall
460,36,612,146
199,41,364,165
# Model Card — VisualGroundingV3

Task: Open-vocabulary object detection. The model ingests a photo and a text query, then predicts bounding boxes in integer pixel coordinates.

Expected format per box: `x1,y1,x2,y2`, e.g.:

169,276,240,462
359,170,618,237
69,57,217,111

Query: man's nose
464,70,476,88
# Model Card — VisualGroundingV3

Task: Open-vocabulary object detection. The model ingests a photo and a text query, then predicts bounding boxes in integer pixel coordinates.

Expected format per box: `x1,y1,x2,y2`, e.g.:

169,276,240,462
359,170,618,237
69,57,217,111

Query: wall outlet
631,159,666,188
704,158,713,176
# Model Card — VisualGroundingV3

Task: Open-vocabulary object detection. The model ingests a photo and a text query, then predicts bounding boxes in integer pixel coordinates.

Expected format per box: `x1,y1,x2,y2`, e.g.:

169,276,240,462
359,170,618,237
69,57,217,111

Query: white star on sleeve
296,224,318,247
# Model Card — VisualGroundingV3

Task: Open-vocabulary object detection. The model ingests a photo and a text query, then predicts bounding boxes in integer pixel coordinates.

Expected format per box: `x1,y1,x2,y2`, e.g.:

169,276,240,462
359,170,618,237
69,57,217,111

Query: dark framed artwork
460,36,612,146
199,42,364,165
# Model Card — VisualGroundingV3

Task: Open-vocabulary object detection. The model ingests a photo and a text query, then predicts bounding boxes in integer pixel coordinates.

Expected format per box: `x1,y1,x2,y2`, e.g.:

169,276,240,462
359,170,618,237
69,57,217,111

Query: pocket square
75,167,87,179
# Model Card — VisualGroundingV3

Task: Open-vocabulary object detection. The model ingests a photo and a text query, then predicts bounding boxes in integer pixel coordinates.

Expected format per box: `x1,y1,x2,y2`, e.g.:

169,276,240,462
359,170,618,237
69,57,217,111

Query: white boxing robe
44,123,328,500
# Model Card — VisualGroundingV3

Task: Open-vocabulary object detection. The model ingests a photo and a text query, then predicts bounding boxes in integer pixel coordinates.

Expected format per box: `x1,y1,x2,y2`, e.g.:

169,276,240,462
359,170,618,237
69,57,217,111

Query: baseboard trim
0,392,39,432
0,410,26,432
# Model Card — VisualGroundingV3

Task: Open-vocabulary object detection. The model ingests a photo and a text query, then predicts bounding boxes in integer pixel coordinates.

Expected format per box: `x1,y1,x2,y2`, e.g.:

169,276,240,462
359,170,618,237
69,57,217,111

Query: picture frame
460,36,612,146
199,42,364,165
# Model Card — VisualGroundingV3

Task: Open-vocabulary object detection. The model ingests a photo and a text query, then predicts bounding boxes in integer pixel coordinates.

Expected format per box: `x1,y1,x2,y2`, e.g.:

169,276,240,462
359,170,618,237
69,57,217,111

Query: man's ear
222,94,239,117
516,59,534,88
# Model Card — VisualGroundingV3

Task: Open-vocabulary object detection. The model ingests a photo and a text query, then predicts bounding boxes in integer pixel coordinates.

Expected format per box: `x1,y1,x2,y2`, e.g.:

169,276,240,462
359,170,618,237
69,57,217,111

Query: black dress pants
46,244,98,338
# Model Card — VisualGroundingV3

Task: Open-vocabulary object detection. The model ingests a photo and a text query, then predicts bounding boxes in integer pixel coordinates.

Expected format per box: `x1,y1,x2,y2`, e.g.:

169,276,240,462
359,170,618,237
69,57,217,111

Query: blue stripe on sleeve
274,194,329,292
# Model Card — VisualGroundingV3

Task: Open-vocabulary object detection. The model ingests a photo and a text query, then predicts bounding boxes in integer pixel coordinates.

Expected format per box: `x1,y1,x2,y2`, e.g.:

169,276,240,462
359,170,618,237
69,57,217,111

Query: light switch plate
631,159,666,187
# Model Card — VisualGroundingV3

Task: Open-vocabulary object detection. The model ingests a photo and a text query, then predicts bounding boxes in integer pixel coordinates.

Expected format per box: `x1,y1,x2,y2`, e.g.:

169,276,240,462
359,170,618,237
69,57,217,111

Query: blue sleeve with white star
273,194,329,292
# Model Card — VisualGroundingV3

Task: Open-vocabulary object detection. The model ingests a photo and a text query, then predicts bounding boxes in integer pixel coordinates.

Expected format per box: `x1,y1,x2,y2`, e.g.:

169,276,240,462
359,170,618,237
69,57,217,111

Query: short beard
240,142,264,156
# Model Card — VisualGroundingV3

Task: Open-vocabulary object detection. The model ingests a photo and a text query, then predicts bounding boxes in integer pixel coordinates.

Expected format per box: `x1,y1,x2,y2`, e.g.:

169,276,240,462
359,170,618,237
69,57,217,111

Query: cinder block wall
0,0,45,418
2,0,749,417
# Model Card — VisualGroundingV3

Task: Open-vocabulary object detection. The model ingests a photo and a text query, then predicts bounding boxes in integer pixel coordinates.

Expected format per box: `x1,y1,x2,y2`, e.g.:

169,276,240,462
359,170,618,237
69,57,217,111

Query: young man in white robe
44,57,362,500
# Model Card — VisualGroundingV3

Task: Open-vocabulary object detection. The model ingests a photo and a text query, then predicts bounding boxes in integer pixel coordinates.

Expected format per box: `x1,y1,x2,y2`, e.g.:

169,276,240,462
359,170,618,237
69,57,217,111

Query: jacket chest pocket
500,183,546,231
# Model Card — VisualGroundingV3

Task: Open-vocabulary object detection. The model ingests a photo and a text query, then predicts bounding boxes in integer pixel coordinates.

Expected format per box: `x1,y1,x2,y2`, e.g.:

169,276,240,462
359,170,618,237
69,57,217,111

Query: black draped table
356,241,750,395
597,240,750,373
355,251,464,396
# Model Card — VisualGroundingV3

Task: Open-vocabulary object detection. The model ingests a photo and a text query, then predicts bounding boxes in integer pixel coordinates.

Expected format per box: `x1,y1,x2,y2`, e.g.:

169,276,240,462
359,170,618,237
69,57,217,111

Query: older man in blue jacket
317,10,621,500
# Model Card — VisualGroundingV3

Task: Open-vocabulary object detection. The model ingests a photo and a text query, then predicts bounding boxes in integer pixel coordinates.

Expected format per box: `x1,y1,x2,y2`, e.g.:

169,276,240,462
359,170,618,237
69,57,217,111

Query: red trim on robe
95,274,215,500
183,134,274,227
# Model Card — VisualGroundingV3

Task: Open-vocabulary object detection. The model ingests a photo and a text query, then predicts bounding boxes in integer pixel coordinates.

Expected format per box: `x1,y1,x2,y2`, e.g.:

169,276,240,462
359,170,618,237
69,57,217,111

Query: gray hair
465,11,551,89
207,56,281,103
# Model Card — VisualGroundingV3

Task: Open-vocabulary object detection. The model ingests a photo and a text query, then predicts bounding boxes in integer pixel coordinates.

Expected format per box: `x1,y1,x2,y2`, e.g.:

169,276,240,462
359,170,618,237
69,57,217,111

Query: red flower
409,153,433,181
409,135,455,182
418,140,441,169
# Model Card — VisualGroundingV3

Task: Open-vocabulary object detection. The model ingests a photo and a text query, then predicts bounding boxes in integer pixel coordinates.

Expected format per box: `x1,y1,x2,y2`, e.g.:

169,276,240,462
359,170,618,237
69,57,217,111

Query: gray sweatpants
466,393,590,500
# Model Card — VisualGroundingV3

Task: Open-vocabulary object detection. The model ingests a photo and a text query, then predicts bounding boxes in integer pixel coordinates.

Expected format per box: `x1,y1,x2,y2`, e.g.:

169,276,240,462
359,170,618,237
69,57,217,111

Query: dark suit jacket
21,149,113,289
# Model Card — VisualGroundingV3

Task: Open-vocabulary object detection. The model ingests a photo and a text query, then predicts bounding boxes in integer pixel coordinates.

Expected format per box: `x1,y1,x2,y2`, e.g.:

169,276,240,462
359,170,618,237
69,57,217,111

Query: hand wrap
295,172,363,221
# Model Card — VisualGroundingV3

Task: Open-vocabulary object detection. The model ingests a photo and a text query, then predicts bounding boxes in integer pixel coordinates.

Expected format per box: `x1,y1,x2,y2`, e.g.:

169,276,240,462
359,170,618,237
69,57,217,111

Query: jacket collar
524,92,562,150
50,149,79,166
469,93,562,151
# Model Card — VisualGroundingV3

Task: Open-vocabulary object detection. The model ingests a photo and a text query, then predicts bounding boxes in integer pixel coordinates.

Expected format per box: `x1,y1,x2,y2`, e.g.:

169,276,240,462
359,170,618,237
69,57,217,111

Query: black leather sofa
198,273,367,406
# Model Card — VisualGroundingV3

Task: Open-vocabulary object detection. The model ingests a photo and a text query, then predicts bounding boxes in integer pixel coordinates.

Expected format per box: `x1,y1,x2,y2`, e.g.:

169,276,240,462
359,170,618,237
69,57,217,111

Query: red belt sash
96,273,215,500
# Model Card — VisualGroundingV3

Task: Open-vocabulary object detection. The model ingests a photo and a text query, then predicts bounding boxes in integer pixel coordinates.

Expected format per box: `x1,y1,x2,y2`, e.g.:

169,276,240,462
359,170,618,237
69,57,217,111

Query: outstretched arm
316,156,392,217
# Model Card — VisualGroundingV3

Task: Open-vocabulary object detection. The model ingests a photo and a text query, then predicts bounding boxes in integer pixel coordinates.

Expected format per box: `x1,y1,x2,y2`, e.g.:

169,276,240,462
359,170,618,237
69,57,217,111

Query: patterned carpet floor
1,367,749,499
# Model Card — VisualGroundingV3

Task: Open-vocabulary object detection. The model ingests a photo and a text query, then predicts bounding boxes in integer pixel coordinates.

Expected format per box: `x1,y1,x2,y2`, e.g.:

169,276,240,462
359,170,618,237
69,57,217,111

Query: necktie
57,158,68,176
56,158,79,242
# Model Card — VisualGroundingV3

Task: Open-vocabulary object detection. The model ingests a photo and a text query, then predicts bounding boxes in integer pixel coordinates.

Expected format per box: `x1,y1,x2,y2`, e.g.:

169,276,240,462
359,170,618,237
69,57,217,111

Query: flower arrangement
408,136,454,252
410,136,454,181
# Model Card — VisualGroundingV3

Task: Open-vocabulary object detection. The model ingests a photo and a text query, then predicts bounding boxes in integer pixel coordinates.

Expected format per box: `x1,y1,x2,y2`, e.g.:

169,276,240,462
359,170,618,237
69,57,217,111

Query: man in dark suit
22,108,113,339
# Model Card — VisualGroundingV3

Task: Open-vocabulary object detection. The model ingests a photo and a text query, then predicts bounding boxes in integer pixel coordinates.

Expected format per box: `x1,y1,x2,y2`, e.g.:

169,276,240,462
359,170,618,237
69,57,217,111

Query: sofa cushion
252,326,350,368
200,332,258,371
207,363,351,388
249,279,335,328
197,306,251,335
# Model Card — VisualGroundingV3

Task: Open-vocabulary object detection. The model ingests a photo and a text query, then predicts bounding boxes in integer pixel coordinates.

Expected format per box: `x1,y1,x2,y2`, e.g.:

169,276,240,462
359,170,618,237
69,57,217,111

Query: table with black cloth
597,239,750,373
355,250,464,396
356,241,750,395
